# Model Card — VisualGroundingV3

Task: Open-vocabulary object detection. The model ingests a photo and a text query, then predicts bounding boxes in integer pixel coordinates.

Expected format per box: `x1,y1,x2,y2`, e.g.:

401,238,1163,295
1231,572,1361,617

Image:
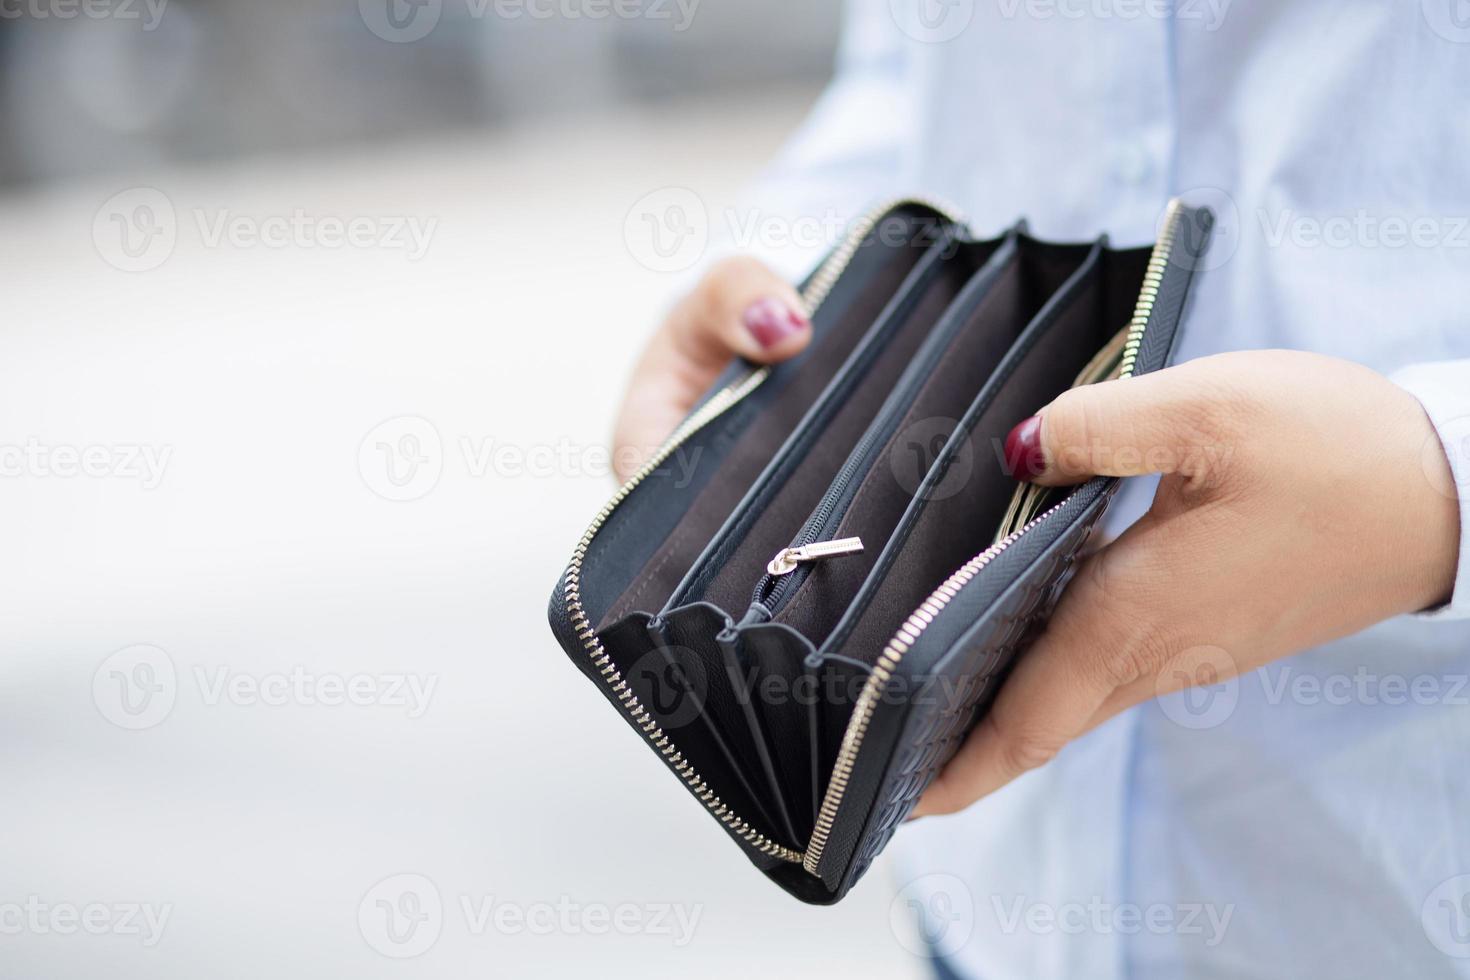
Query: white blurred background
0,2,935,976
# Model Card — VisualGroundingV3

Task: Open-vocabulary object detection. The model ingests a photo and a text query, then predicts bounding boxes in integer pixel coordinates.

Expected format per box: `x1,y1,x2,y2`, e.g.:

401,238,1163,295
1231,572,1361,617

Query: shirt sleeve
700,0,914,286
1389,359,1470,619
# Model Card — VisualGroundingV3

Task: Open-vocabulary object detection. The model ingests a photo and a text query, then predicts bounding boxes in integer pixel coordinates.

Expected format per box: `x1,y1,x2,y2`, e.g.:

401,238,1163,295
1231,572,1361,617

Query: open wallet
548,198,1214,904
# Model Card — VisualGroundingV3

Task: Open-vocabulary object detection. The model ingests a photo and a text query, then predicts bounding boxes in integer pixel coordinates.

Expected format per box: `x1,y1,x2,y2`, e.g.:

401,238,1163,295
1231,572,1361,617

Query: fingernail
742,297,809,350
1003,415,1046,480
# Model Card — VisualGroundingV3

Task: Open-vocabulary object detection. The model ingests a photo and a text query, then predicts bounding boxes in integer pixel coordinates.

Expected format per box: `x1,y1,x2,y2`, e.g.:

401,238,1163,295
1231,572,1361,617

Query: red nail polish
1003,415,1046,480
743,297,808,350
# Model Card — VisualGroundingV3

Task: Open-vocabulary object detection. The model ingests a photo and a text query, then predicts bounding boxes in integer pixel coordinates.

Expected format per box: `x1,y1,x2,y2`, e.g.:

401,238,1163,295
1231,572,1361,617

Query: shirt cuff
1389,359,1470,620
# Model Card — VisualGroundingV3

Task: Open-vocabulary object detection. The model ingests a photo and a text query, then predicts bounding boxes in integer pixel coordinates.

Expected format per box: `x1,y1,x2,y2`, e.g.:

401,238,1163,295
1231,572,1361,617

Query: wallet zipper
767,537,866,577
751,414,887,611
753,236,1018,615
801,197,1187,878
560,196,965,866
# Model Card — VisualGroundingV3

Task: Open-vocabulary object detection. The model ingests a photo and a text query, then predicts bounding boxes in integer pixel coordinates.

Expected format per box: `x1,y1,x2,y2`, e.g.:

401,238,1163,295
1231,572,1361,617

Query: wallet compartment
760,236,1102,647
548,198,1214,906
586,204,952,635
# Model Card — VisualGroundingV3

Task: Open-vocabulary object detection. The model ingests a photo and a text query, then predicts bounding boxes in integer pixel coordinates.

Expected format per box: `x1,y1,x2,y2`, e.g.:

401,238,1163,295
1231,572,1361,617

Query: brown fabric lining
771,242,1097,644
695,255,980,616
833,260,1110,656
771,272,1025,638
596,242,932,631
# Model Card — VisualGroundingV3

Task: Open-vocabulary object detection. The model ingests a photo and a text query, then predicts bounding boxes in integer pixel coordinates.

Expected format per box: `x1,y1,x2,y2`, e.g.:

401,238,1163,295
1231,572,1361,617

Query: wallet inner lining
694,241,1007,618
832,253,1119,657
594,236,931,632
769,239,1094,643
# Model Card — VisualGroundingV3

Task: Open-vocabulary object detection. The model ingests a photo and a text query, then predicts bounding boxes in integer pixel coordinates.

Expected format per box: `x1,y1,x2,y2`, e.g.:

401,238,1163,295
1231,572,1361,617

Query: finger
612,258,807,481
667,256,811,369
913,518,1170,817
1002,360,1237,488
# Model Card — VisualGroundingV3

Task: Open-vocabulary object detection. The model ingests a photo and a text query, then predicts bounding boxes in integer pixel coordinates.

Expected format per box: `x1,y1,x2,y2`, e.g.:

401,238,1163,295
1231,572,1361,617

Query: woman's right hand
611,257,811,483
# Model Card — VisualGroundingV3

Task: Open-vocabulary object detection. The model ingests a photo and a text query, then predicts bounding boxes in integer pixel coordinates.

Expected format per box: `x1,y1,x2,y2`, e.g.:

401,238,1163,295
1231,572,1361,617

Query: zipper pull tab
766,537,865,577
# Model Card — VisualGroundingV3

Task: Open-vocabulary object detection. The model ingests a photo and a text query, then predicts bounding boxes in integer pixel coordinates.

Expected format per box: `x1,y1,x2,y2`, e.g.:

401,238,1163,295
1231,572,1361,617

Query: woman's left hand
913,349,1461,817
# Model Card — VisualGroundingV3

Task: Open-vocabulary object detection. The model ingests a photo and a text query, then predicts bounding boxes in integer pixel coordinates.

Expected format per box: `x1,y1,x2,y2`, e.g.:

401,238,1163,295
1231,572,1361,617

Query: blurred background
0,0,841,185
0,1,941,977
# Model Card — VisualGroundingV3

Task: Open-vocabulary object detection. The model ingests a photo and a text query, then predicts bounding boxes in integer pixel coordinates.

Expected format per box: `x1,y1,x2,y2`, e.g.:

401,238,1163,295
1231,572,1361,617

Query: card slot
825,239,1119,658
767,236,1099,646
716,626,805,847
592,210,943,633
728,623,823,840
647,604,801,849
809,654,871,810
684,234,1008,618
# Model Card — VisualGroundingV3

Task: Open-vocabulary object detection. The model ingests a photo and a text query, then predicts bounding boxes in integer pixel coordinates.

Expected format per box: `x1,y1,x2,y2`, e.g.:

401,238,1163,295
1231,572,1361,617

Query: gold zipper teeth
563,369,799,863
799,506,1062,875
1118,197,1182,380
561,197,965,867
801,196,961,312
801,197,1188,879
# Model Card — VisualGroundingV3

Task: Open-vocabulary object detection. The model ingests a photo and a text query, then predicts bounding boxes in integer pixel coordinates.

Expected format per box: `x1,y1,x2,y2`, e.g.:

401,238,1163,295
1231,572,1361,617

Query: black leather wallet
549,198,1213,904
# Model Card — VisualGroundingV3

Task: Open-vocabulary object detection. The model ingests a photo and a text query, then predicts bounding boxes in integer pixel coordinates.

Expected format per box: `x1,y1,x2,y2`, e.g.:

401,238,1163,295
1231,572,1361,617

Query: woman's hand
612,257,811,482
914,349,1461,817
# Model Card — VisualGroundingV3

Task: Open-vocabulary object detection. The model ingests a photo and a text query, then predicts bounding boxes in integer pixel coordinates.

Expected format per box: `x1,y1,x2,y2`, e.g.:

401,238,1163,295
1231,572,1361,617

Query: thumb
1004,362,1225,487
668,256,811,370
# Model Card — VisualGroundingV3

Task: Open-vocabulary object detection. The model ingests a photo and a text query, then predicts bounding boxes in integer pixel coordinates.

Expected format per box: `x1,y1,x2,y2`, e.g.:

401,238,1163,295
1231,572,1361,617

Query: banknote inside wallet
993,321,1131,542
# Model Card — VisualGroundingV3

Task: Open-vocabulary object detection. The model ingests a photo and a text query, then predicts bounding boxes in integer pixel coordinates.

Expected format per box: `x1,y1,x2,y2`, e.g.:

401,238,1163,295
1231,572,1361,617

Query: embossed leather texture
549,201,1212,905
